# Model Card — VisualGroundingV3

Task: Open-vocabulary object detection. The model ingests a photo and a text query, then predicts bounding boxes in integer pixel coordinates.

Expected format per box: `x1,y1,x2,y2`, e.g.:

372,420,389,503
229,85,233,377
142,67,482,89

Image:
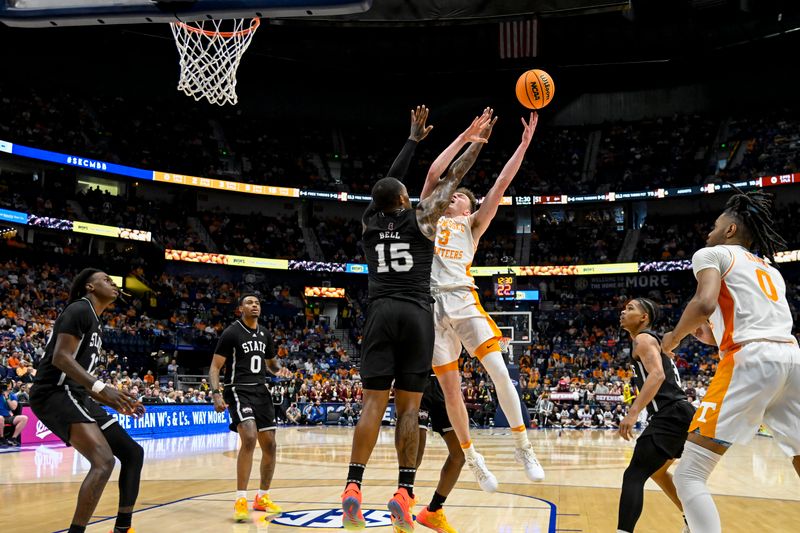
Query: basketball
516,69,555,109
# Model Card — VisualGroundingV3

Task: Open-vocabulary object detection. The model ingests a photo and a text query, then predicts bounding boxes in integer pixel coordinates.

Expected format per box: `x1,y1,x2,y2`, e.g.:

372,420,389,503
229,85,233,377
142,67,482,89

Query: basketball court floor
2,427,798,532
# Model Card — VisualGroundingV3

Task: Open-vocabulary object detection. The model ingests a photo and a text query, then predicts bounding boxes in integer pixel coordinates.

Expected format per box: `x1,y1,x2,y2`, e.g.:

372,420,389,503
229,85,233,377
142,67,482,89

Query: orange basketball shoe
416,507,458,533
234,496,250,522
387,488,415,532
254,493,283,515
341,483,366,530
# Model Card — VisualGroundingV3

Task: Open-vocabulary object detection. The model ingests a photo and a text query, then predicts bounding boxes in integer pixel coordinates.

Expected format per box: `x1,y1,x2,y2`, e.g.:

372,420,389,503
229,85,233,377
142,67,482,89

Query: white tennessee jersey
692,245,796,352
431,215,477,289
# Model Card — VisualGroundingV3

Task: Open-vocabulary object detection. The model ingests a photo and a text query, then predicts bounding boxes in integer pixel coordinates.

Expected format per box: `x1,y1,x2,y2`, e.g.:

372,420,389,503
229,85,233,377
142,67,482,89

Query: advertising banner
154,171,300,198
20,404,232,445
304,287,346,298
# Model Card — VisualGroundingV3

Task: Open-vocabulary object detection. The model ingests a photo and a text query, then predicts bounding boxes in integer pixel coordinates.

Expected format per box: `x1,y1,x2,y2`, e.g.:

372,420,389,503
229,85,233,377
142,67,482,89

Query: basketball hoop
499,336,512,353
170,18,261,106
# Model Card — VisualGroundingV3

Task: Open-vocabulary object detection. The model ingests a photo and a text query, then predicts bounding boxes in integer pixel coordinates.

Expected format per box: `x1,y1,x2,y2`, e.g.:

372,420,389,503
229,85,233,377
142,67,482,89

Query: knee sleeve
105,423,144,469
674,441,723,533
481,352,524,428
674,442,720,502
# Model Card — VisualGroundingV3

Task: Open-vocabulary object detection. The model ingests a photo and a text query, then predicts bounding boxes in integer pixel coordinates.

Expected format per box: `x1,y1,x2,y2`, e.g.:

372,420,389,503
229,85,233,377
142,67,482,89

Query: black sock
346,463,366,489
68,525,86,533
428,491,447,512
114,511,132,532
398,466,416,498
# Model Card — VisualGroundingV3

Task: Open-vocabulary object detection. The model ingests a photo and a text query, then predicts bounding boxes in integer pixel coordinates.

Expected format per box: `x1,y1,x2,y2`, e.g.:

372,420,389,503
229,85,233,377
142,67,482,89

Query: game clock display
493,274,517,300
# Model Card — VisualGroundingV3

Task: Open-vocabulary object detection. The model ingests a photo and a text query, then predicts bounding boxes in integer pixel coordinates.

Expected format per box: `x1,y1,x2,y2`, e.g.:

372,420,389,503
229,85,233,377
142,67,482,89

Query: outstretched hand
480,115,499,142
461,107,495,143
520,111,538,146
409,105,434,142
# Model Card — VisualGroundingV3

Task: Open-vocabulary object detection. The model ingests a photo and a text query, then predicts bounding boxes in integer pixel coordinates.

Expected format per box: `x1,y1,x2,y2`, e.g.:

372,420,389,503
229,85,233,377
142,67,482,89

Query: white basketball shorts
690,340,800,456
431,287,502,373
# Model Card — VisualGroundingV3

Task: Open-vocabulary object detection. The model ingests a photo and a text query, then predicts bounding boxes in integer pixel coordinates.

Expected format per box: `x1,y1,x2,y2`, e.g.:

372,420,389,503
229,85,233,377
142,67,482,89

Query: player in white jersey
419,111,544,491
661,190,800,533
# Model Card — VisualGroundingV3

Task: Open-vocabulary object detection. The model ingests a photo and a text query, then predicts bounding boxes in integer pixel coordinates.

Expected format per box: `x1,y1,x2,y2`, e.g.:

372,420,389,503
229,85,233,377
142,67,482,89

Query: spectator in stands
339,399,358,427
303,400,325,425
1,381,28,446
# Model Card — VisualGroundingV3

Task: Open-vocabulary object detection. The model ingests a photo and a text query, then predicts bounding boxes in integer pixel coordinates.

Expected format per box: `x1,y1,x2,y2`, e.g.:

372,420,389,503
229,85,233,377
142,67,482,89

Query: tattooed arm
416,117,497,240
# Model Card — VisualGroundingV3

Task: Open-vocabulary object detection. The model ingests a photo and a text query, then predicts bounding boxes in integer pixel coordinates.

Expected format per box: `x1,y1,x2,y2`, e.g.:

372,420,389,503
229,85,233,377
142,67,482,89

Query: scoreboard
492,274,517,300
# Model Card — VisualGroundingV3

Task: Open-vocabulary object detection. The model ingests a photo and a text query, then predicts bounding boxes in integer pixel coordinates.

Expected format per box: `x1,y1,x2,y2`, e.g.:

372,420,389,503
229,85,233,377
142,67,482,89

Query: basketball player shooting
341,106,493,532
418,111,543,492
209,293,293,523
661,190,800,533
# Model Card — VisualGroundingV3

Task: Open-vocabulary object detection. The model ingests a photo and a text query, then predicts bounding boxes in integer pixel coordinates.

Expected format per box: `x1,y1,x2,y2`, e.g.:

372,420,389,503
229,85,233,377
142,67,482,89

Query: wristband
91,380,107,393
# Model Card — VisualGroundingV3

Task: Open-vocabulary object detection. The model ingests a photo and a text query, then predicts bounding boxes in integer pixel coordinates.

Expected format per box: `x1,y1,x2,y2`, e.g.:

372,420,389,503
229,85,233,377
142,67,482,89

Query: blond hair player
662,190,800,533
418,111,543,491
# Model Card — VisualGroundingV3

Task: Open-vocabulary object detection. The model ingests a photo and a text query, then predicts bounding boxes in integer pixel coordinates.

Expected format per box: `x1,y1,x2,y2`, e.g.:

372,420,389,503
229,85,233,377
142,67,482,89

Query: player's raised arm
416,116,497,240
386,105,433,182
420,108,494,201
470,112,537,241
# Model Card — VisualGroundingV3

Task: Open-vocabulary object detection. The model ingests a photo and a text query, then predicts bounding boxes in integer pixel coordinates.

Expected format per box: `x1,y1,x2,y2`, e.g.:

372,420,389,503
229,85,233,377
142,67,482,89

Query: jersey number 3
375,243,414,273
756,269,779,302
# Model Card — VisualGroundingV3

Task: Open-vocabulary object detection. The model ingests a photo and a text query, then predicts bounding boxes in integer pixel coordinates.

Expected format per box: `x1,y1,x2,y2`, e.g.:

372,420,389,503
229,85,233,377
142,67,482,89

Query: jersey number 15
375,243,414,273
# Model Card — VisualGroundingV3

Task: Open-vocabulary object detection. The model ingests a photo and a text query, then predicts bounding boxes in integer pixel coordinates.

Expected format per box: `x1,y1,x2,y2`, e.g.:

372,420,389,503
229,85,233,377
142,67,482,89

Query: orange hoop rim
173,17,260,38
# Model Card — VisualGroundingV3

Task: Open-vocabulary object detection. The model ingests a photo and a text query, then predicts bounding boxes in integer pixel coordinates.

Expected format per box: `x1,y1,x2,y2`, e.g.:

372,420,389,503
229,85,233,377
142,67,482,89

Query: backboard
0,0,372,27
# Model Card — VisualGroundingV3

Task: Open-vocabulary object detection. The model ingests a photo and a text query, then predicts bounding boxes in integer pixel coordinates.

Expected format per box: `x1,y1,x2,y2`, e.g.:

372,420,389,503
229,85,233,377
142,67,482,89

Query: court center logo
271,509,394,528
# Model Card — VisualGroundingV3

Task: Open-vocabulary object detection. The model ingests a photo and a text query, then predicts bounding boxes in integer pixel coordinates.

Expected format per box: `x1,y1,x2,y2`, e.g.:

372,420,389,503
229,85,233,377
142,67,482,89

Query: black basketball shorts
223,384,277,432
360,297,434,393
641,400,696,459
29,383,117,445
419,375,453,435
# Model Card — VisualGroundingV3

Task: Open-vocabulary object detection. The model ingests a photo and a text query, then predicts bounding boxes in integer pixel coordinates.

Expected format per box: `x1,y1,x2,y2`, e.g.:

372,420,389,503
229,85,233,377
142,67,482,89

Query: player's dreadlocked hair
723,188,787,263
68,268,102,304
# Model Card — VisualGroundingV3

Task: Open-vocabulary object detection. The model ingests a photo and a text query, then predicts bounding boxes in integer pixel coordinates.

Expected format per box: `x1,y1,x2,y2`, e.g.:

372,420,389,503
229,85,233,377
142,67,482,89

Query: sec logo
271,508,395,528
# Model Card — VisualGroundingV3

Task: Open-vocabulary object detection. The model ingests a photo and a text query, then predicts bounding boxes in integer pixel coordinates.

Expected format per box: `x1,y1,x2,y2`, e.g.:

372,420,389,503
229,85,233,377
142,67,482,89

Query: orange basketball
516,69,555,109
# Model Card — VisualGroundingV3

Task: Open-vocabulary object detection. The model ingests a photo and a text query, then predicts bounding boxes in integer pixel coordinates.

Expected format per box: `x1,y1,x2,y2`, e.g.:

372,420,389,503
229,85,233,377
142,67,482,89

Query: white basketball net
170,18,260,106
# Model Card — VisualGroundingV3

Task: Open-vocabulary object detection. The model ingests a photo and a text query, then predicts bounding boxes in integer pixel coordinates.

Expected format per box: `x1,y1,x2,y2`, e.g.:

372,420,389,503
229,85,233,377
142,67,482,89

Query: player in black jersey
208,293,292,523
342,106,493,532
29,268,143,533
617,298,695,533
414,374,466,532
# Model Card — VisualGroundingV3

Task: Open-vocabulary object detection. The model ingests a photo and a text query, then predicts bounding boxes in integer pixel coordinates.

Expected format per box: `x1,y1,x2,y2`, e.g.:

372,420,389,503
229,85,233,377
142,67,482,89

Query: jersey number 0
756,269,779,302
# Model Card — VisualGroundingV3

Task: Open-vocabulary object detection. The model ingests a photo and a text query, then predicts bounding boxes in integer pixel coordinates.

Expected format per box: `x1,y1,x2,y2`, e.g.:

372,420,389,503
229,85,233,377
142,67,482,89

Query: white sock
257,490,268,499
617,530,631,533
462,442,479,459
512,429,531,448
675,441,723,533
481,351,526,431
237,490,248,500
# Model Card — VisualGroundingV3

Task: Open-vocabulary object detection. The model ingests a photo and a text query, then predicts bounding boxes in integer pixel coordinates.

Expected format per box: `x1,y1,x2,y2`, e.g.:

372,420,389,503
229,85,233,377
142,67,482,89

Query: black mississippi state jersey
363,207,434,306
35,298,103,391
631,329,687,417
214,320,275,386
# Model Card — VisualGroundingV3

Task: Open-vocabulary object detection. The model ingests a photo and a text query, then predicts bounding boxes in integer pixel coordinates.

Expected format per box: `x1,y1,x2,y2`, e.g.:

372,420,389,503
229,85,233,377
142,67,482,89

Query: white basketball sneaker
465,451,498,493
515,443,545,481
